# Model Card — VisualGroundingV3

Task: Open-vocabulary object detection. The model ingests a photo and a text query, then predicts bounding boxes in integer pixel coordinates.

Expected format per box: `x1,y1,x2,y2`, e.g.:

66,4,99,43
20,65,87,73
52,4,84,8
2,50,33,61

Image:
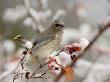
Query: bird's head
52,19,64,31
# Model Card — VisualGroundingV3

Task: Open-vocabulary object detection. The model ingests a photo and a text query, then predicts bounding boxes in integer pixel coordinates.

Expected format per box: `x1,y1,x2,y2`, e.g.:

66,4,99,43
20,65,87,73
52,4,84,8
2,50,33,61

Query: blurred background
0,0,110,82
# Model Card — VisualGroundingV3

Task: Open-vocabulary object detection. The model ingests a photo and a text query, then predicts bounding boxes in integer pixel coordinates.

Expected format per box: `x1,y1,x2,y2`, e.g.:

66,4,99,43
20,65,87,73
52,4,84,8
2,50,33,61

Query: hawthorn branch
54,18,110,82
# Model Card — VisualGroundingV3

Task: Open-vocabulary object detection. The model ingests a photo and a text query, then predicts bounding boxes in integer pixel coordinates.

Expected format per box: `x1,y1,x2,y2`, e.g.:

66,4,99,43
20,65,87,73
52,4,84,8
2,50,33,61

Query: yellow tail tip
14,35,21,40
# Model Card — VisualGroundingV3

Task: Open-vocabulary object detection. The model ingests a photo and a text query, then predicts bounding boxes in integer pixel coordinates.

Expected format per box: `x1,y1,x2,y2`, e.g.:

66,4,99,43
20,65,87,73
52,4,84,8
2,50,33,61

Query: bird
32,19,64,63
14,19,64,64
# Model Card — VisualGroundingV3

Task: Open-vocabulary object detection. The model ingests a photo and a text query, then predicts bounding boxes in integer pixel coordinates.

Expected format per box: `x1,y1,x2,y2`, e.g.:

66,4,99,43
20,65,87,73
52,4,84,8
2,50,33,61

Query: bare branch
54,17,110,82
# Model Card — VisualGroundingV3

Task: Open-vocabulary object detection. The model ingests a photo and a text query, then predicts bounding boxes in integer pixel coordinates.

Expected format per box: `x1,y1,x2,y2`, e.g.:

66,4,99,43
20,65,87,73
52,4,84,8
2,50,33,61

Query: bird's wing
33,34,54,49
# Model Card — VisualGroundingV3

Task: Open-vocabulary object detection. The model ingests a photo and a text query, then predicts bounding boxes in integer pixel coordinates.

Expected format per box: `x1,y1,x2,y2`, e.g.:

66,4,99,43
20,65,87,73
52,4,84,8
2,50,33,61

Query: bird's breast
34,30,63,59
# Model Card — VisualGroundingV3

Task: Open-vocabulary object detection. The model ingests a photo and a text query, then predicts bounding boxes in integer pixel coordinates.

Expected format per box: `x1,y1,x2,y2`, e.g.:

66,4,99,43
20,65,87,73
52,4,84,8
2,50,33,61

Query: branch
54,18,110,82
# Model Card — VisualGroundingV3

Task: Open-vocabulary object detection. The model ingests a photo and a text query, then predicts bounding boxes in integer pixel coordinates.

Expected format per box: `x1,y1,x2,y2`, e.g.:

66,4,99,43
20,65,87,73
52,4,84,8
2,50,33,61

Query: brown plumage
32,19,64,62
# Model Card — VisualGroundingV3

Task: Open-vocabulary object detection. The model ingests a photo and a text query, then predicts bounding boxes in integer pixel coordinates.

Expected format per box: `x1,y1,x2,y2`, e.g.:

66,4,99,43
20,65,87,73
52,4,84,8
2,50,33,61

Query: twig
54,18,110,82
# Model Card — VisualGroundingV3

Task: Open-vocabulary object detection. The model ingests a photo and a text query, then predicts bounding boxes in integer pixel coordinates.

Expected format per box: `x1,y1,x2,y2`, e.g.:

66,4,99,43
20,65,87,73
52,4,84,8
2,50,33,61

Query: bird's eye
55,24,64,27
55,24,59,27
